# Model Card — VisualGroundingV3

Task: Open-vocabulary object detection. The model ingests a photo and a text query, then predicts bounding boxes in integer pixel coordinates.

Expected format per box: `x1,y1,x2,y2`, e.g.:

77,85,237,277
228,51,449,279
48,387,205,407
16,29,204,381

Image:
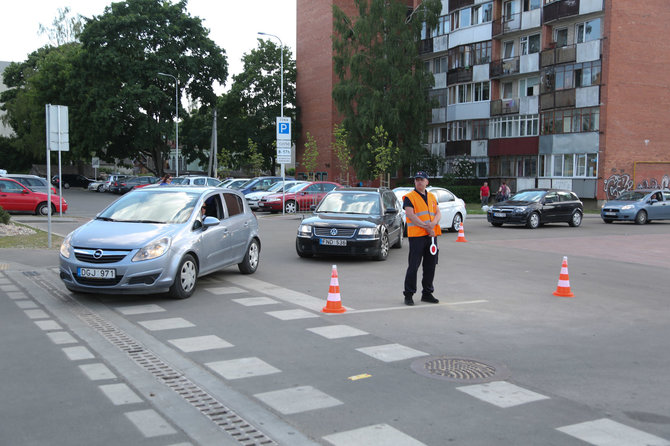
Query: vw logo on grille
330,228,338,236
93,249,104,259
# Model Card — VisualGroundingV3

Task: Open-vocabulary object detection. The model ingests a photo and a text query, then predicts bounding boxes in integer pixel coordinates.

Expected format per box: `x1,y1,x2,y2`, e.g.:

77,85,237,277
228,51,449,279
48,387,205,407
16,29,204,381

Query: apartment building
297,1,670,201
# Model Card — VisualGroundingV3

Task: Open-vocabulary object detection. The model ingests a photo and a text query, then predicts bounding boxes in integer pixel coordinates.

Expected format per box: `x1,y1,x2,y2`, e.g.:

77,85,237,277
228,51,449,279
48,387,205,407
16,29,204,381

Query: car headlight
358,227,377,236
60,233,72,258
621,205,634,210
513,207,526,214
132,237,171,262
298,224,312,236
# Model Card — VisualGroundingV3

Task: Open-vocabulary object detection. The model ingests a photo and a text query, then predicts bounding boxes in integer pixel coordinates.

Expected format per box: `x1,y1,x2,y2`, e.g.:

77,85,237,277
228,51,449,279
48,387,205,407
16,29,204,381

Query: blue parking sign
276,117,291,140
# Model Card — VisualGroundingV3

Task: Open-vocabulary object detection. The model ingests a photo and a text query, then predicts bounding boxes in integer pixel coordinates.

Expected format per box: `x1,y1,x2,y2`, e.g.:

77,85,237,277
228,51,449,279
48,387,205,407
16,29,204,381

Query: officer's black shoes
404,297,414,306
421,294,439,304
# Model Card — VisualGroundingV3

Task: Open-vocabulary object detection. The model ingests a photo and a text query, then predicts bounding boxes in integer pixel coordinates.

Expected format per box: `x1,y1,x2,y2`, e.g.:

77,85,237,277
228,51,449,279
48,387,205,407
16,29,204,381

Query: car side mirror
202,216,220,229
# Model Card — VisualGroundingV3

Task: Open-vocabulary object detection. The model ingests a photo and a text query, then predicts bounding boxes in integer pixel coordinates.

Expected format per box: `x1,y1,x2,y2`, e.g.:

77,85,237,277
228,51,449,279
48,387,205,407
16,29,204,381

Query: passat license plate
493,212,506,218
604,212,616,216
320,238,346,246
78,268,116,279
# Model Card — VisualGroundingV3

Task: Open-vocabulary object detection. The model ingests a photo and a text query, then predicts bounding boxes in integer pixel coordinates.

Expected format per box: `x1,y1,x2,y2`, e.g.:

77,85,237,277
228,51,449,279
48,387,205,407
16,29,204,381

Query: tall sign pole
46,104,69,247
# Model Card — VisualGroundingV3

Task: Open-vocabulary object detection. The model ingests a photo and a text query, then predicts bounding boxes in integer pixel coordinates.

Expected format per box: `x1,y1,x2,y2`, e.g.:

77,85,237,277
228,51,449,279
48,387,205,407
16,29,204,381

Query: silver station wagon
59,186,261,298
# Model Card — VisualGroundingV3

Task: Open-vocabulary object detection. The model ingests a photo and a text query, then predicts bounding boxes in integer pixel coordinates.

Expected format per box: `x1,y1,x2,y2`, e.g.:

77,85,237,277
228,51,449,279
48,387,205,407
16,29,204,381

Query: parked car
0,177,68,215
487,189,583,229
237,176,294,195
393,186,467,234
101,174,130,192
52,174,94,189
1,174,56,194
58,186,260,298
601,189,670,224
118,176,159,193
87,179,107,192
245,180,307,211
171,175,220,186
218,178,250,190
258,181,340,213
296,187,403,261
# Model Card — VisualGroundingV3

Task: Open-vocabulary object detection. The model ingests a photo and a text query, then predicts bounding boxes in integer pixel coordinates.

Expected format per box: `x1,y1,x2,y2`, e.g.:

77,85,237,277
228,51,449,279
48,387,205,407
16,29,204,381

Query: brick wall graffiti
637,175,670,190
604,173,633,199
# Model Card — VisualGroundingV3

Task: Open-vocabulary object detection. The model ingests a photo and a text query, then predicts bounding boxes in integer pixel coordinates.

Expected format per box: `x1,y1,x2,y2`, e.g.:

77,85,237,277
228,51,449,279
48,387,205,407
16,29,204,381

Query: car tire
36,202,55,216
491,222,503,227
238,238,260,274
391,228,403,249
568,211,582,227
97,184,104,192
375,230,389,261
526,212,540,229
296,239,313,258
603,219,613,224
450,213,463,232
169,254,198,299
634,210,647,225
285,200,297,213
63,182,70,189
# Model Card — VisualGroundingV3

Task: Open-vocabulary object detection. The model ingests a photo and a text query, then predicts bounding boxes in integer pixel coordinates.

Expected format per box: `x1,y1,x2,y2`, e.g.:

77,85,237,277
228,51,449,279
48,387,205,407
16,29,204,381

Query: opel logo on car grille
330,228,338,236
93,249,104,259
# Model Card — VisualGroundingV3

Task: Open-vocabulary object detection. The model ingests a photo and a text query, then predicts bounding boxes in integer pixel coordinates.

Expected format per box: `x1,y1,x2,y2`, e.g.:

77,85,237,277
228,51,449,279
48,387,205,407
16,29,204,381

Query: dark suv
295,187,404,261
52,174,93,189
487,188,583,229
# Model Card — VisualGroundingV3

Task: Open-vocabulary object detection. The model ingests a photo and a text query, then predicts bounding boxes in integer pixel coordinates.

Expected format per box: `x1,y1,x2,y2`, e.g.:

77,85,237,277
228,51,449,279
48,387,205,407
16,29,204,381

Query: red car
257,181,340,213
0,178,68,215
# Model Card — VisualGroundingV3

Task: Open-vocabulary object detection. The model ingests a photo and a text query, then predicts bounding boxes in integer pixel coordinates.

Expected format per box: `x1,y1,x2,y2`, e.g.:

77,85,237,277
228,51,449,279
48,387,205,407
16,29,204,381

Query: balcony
540,44,576,67
492,13,521,37
490,57,520,78
446,140,470,157
447,67,473,86
419,38,433,55
543,0,580,23
490,98,521,116
540,88,576,110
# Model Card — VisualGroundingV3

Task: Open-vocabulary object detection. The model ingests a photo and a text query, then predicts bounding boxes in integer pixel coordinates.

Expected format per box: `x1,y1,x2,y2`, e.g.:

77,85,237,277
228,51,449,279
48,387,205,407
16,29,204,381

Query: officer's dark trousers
403,236,438,297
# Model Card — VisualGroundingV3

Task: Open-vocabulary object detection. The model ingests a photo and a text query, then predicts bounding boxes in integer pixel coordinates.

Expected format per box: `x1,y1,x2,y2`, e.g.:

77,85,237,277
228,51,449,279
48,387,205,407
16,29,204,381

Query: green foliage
367,125,399,178
0,206,10,225
302,132,319,178
246,139,264,176
332,124,351,179
38,7,85,46
332,0,442,179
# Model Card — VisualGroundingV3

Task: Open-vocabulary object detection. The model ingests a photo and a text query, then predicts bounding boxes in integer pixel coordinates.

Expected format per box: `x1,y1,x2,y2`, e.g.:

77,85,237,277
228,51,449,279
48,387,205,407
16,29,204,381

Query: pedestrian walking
497,181,510,202
402,171,442,306
480,181,490,207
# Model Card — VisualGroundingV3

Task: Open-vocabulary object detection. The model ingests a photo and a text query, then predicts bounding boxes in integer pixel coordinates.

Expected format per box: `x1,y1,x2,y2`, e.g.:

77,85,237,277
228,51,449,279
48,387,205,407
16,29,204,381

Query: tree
38,7,86,46
75,0,228,175
224,38,297,175
246,139,264,176
367,125,399,182
332,124,351,184
332,0,441,179
302,132,319,180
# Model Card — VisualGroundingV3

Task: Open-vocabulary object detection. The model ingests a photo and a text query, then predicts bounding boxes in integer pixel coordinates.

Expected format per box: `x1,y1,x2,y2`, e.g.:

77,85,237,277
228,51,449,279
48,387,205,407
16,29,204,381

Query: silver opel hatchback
59,186,261,298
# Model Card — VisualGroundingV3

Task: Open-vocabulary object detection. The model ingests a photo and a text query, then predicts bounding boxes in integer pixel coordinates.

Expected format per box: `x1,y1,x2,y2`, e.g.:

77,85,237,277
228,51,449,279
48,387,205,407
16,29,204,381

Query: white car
218,178,250,190
171,175,220,186
87,179,107,192
393,186,467,233
245,180,307,210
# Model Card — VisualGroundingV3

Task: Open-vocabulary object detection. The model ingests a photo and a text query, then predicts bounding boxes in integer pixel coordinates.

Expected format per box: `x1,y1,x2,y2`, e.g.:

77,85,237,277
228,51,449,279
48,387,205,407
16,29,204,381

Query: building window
503,41,515,59
473,41,492,65
539,153,597,178
554,27,568,47
576,18,601,43
460,8,471,28
523,0,541,11
502,81,513,99
472,3,493,25
504,1,516,21
520,34,541,55
490,115,539,138
449,82,490,105
541,107,600,134
432,56,447,73
543,61,602,92
432,15,449,37
574,60,602,87
520,76,539,96
448,121,467,141
471,119,489,140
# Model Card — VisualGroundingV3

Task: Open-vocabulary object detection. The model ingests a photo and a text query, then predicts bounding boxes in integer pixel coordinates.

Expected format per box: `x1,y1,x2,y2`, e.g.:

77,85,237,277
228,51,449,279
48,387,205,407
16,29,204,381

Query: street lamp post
158,72,179,177
257,32,286,213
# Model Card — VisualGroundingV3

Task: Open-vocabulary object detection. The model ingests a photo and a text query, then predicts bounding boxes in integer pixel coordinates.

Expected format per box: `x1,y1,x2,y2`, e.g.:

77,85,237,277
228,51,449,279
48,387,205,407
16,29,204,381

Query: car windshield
170,177,188,185
317,192,381,215
287,182,308,193
509,190,545,202
614,191,648,201
97,190,200,223
266,181,286,192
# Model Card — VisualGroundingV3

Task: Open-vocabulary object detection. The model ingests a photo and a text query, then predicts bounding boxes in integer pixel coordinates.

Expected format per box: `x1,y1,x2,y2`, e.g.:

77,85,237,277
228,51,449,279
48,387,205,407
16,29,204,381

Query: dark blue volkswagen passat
487,188,583,229
59,186,261,299
295,187,403,261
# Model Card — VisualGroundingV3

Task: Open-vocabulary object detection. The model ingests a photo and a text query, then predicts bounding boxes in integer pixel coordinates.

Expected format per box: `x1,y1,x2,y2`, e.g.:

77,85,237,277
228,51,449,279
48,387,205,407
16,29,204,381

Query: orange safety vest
404,190,442,237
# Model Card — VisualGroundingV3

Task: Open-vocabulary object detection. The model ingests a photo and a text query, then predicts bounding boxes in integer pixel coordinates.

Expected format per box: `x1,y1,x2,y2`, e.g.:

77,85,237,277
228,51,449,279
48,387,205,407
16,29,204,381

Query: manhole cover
411,356,509,383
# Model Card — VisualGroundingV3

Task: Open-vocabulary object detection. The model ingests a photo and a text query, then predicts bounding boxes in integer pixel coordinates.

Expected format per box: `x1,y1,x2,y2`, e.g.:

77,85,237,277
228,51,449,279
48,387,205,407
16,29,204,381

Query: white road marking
24,309,49,319
7,291,26,300
168,335,233,352
99,383,143,405
62,346,95,361
115,304,166,315
356,344,429,362
124,409,177,438
34,320,62,331
456,381,550,408
0,285,19,292
79,363,117,381
15,299,38,309
206,357,281,380
204,286,247,295
348,300,489,314
46,331,78,345
323,423,427,446
557,418,670,446
232,297,279,306
137,317,195,331
266,309,320,320
254,386,343,415
307,325,369,339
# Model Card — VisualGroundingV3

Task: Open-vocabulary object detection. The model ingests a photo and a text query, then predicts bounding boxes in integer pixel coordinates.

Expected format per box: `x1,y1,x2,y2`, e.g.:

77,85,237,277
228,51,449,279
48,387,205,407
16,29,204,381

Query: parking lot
3,187,670,445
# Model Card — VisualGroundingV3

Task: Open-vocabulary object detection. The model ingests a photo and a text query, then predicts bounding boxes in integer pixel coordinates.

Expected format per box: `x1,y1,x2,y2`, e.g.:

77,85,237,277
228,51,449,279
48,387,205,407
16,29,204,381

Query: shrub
0,206,10,225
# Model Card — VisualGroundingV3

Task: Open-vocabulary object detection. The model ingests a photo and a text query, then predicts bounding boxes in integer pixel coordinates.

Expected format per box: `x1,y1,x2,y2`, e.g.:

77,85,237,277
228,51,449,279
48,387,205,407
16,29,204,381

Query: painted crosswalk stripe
168,335,233,352
232,297,279,306
307,325,369,339
323,423,427,446
79,363,117,381
137,318,195,331
62,346,95,361
0,284,20,292
254,386,343,415
99,383,143,405
115,304,166,315
206,357,281,380
46,331,78,345
7,291,26,300
24,309,49,319
34,320,62,331
456,381,550,408
124,409,177,438
356,344,428,362
204,286,247,295
266,309,319,320
557,418,670,446
15,299,38,309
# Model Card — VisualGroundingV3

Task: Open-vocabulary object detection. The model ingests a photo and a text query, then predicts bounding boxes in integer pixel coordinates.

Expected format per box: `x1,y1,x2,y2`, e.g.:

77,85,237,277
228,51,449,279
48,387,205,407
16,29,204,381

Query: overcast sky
1,0,297,90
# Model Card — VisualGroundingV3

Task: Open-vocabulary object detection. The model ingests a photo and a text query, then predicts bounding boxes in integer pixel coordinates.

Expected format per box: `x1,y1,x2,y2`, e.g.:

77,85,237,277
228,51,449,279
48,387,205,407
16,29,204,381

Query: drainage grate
29,272,277,445
411,356,509,383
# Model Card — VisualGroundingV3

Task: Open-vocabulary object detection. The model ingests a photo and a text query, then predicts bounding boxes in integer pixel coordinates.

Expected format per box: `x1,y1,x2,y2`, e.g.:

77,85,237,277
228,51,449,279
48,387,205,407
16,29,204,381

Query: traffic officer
402,171,441,306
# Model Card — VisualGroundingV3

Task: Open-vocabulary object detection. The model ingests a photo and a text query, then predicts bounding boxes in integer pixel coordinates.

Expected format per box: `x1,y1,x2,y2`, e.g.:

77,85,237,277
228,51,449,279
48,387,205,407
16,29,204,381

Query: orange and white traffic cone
322,265,346,313
455,222,468,242
553,256,574,297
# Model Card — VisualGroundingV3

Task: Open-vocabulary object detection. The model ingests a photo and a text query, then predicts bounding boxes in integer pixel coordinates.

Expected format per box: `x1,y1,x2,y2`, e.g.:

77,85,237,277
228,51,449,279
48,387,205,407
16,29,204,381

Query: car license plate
493,212,506,218
320,238,346,246
604,212,616,216
78,267,116,279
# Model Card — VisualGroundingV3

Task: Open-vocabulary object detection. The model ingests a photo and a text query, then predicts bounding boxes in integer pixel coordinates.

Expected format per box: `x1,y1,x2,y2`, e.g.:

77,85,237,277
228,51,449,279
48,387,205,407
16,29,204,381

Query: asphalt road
2,188,670,445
